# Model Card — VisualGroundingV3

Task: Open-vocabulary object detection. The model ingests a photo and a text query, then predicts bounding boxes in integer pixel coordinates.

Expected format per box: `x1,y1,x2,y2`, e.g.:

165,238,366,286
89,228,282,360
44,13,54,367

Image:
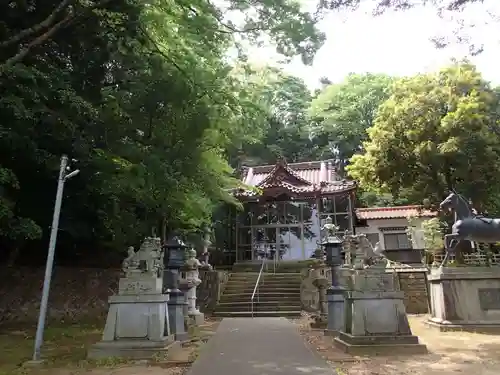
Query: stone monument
333,235,427,355
163,235,189,341
181,248,204,326
88,237,174,359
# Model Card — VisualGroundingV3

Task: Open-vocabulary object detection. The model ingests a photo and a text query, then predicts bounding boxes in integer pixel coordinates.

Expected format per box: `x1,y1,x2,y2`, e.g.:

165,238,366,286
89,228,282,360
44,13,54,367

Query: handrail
251,257,266,317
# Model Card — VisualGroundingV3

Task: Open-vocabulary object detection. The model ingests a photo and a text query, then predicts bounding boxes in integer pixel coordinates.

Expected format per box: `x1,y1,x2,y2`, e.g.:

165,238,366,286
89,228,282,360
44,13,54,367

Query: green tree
347,61,500,212
0,0,325,264
308,73,393,166
230,65,315,166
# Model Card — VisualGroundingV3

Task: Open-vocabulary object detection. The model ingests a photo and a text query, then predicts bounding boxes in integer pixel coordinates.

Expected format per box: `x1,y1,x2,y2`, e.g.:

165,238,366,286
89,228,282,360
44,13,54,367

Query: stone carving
321,216,339,238
122,237,164,278
122,246,141,276
342,234,387,270
185,248,202,270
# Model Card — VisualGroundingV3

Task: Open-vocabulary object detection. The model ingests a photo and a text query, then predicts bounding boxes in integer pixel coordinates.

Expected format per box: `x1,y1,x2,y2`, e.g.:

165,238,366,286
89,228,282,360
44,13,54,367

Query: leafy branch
0,0,115,67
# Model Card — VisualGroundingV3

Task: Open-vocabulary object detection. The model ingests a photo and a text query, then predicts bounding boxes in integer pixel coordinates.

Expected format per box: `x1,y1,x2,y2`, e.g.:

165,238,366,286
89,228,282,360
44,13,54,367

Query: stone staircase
213,272,303,318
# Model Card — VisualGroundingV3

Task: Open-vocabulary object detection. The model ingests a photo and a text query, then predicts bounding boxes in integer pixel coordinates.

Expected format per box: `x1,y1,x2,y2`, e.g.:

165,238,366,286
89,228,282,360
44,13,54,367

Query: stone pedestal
310,277,329,329
167,290,189,341
324,287,345,336
333,270,427,355
426,266,500,333
89,237,175,359
88,292,174,359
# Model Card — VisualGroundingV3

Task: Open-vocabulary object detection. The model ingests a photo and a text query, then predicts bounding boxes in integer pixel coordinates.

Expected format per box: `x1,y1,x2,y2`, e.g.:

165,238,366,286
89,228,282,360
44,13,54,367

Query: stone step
229,272,302,279
226,279,302,285
219,293,301,303
227,277,302,284
224,282,302,289
219,297,301,305
222,286,301,294
213,311,302,318
215,302,302,312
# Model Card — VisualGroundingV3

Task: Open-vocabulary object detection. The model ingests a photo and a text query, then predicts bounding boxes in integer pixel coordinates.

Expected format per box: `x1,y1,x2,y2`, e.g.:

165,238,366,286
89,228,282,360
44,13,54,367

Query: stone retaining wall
0,266,228,324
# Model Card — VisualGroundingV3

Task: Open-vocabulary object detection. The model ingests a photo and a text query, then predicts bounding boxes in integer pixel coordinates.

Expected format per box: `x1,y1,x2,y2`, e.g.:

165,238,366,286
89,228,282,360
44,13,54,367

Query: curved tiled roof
236,159,356,198
356,205,437,220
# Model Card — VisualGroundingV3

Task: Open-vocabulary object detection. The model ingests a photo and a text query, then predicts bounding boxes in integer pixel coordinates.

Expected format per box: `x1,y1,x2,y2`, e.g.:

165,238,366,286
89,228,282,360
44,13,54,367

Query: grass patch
0,317,221,375
0,320,110,375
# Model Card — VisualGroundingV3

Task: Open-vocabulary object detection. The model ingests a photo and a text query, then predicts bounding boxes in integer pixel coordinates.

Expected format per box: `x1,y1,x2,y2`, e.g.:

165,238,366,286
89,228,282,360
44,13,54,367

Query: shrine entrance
252,225,304,261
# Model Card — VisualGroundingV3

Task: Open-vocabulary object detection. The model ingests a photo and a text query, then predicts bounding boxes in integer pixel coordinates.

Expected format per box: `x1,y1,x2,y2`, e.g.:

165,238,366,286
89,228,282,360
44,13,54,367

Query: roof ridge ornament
276,156,287,167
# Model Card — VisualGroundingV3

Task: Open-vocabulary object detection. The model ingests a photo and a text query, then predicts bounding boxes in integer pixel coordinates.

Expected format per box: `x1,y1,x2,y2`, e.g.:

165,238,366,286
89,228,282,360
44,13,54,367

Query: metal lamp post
321,216,345,337
32,155,80,363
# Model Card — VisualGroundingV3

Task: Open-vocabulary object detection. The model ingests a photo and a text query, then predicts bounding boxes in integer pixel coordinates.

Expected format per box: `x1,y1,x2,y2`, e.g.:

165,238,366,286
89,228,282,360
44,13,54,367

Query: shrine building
229,158,357,263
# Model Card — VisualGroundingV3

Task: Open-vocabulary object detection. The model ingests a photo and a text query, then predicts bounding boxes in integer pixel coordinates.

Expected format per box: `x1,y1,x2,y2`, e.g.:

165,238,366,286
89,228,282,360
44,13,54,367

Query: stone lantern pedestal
163,236,188,341
321,217,346,337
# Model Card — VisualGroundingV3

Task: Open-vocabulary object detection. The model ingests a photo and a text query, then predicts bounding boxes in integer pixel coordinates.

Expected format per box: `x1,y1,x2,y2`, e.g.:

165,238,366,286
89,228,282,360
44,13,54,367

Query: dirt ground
0,318,220,375
297,314,500,375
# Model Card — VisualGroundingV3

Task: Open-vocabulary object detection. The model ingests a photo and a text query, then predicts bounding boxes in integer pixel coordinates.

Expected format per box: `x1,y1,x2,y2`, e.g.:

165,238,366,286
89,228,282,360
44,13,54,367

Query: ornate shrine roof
234,159,356,199
356,205,437,220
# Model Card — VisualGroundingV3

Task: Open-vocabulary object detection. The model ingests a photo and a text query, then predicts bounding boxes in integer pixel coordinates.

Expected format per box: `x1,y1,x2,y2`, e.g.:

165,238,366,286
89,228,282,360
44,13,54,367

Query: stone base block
425,318,500,334
88,336,176,359
323,329,339,337
333,332,427,356
310,321,327,329
175,331,189,341
188,312,205,326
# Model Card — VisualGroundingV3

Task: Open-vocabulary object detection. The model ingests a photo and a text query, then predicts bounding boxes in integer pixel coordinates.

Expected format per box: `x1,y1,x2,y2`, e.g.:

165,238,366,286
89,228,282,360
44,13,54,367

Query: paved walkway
187,317,334,375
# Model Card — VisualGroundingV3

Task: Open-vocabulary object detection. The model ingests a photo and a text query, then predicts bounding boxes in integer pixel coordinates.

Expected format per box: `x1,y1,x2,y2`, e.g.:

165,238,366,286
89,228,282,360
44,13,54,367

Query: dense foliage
0,0,498,265
0,0,324,264
347,62,500,212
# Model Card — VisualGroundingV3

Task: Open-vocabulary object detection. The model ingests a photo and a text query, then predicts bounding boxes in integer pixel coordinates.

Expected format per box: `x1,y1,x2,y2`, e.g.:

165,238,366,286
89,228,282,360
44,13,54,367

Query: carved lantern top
184,248,202,270
164,235,188,269
321,216,342,245
164,235,188,250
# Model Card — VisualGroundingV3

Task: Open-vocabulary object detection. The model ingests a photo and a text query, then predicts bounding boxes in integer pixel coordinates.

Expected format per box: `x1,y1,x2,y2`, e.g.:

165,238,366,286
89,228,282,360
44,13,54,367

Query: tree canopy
347,62,500,211
308,73,393,163
0,0,323,265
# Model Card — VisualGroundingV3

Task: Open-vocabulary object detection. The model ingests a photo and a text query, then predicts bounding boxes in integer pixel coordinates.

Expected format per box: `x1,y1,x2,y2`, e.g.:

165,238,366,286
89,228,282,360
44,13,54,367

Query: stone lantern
321,216,345,337
162,235,188,341
162,235,188,294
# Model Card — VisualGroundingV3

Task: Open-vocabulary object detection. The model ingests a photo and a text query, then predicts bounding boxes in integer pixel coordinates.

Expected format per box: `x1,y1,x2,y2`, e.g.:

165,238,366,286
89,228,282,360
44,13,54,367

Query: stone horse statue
440,191,500,263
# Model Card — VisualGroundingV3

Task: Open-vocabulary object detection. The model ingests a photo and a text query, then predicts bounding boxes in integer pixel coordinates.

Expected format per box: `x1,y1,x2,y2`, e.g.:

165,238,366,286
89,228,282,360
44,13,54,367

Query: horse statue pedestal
333,267,427,355
426,266,500,333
